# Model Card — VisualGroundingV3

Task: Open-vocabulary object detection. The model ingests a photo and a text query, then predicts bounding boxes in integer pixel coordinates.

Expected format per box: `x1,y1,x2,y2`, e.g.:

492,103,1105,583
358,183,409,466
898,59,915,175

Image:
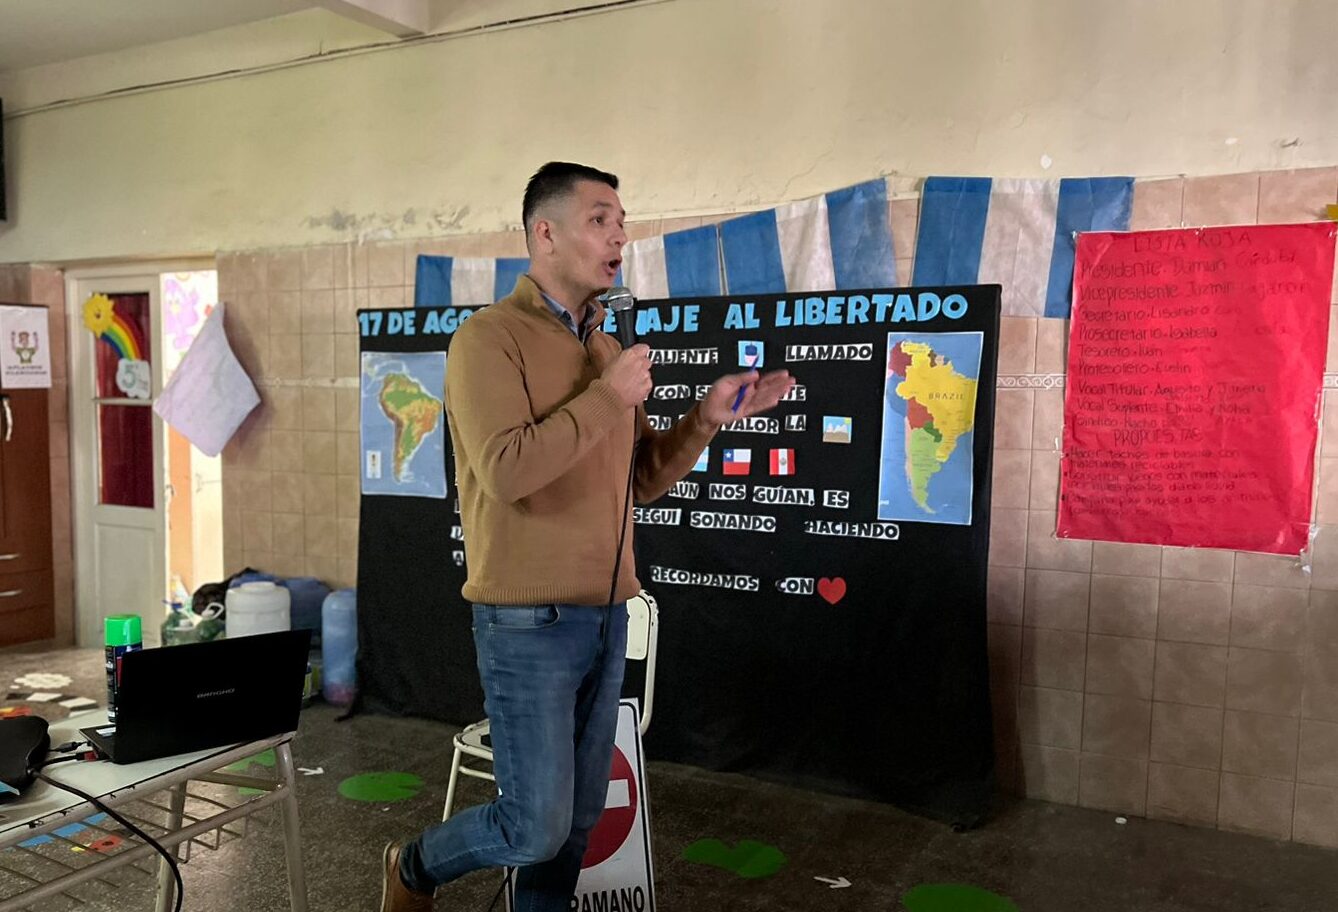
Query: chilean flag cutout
769,448,795,476
722,449,751,476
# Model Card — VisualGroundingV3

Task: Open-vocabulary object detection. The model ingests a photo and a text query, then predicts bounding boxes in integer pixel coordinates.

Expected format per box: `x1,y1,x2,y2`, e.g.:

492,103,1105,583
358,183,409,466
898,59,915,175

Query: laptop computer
80,629,312,765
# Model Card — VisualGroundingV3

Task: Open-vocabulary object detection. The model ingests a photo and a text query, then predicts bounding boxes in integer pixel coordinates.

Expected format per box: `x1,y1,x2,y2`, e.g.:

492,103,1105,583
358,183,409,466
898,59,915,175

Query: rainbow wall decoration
83,294,145,360
83,293,150,398
99,310,145,362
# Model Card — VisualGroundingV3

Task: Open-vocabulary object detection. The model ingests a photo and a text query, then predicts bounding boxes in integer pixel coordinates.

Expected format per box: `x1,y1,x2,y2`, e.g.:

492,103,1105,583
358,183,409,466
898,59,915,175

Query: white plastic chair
441,591,660,821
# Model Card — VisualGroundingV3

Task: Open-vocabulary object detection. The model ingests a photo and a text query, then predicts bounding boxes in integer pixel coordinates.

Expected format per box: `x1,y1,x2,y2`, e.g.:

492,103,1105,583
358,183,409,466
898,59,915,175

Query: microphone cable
602,285,642,609
607,408,639,609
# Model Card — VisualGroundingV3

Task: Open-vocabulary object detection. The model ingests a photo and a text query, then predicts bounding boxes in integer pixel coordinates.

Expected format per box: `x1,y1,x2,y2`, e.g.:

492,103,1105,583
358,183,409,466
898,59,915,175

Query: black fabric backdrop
356,284,1001,826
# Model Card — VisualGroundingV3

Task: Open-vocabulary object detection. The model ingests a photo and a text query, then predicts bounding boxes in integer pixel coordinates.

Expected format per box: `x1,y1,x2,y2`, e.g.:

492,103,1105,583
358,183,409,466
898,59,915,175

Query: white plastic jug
225,581,291,638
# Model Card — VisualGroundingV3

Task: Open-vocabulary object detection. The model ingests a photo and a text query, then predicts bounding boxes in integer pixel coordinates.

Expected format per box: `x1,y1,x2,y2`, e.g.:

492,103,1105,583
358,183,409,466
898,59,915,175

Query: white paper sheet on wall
0,305,53,388
152,302,259,456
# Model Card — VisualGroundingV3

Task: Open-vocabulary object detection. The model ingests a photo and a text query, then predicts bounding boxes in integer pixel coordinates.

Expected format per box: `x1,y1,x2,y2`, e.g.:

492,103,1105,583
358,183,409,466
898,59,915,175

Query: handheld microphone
598,285,640,609
602,286,637,350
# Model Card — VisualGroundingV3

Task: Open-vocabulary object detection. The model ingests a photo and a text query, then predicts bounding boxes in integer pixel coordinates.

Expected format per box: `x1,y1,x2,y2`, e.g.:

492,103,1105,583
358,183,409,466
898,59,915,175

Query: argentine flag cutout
720,179,898,295
414,256,531,307
621,224,723,300
911,176,1134,318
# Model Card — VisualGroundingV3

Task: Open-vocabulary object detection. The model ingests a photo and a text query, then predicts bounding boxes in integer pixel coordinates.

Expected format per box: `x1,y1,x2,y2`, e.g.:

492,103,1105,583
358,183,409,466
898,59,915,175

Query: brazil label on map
877,332,982,525
360,351,447,499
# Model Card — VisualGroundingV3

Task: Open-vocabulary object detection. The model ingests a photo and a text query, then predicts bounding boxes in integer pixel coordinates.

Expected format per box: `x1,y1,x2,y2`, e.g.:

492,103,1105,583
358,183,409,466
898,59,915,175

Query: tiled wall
214,167,1338,847
983,167,1338,850
0,264,74,644
213,219,708,590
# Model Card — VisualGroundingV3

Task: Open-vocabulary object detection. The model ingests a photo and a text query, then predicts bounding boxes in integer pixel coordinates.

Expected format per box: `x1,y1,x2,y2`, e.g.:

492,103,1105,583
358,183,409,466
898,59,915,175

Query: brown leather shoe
380,841,434,912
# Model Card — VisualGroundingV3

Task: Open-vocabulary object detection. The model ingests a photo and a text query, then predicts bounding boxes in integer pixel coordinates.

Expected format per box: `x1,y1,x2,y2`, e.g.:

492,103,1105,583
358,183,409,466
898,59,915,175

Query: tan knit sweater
445,275,718,605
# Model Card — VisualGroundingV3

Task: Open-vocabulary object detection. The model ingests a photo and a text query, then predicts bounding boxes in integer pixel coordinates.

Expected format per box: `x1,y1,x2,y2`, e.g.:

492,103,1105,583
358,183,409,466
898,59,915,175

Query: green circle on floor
902,883,1018,912
337,772,424,802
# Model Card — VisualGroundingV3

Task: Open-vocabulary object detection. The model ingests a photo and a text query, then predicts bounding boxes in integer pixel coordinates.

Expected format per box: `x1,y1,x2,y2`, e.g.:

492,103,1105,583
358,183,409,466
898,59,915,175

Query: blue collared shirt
538,288,600,342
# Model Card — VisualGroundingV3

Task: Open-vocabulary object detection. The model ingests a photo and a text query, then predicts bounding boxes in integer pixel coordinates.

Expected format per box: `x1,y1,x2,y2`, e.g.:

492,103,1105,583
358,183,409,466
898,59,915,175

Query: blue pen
734,342,762,413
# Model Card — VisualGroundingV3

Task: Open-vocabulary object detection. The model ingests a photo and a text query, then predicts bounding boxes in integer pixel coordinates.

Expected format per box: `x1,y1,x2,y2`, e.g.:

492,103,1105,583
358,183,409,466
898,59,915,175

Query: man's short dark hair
522,162,619,235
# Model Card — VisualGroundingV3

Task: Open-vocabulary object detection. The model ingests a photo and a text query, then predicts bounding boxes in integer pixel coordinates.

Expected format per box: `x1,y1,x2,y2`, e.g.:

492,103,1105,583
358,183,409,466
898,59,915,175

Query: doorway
66,263,222,646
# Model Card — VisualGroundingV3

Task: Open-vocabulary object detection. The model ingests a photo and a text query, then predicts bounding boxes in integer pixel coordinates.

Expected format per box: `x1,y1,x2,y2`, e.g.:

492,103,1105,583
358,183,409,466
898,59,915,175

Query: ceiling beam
312,0,430,37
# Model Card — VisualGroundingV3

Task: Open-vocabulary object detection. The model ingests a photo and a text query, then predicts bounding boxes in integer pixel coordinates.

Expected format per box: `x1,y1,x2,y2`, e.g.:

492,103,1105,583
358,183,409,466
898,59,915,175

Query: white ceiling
0,0,318,72
0,0,640,76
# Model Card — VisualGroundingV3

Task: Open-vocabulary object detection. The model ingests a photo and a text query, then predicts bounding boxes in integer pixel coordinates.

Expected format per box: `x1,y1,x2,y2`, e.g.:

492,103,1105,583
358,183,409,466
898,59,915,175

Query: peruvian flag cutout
770,448,795,476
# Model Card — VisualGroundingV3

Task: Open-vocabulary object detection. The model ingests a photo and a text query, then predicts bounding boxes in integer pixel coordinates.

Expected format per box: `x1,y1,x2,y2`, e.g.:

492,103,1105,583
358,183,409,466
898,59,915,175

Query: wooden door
0,388,54,645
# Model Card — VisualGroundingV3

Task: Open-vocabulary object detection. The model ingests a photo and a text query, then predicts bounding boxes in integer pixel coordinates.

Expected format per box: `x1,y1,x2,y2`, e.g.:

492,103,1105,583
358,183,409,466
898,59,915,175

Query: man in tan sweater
382,162,793,912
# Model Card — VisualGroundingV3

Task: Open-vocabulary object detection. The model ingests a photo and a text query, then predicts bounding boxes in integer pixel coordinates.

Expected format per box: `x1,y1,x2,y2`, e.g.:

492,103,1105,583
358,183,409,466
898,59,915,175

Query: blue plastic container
321,589,358,706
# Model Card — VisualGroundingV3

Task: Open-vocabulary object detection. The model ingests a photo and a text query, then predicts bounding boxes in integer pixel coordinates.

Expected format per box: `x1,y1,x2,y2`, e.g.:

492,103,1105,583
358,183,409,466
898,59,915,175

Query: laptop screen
108,629,311,763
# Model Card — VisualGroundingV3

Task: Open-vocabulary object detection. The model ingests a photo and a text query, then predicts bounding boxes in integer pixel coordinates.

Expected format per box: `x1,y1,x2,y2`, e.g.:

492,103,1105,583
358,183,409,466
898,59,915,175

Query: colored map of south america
378,374,442,481
878,333,983,525
892,340,977,509
360,351,448,499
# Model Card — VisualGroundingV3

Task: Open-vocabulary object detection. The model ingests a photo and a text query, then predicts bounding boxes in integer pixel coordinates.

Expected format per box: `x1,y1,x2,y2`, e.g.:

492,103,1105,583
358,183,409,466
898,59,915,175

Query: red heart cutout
817,577,846,605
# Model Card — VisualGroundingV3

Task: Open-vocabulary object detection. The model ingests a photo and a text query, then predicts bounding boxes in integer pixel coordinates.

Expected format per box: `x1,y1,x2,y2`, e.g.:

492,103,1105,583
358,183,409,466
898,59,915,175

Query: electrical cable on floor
31,767,185,912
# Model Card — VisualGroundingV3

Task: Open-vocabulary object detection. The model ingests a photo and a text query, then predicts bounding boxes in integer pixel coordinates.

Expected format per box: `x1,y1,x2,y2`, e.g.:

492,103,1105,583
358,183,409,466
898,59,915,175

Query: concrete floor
3,645,1338,912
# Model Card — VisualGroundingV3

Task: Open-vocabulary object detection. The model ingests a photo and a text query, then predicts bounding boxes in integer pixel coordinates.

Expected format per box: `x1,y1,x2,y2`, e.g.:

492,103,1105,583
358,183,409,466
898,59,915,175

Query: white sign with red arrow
508,699,655,912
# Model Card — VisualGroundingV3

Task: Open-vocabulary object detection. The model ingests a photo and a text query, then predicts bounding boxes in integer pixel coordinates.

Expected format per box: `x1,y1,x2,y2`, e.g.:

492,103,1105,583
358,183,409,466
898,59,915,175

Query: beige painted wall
3,0,1338,264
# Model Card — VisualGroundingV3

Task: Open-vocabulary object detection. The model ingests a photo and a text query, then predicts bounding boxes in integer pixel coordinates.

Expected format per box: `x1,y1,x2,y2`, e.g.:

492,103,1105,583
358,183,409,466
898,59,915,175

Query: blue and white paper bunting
911,176,1134,318
719,179,898,295
621,224,722,299
413,174,1130,319
414,256,531,307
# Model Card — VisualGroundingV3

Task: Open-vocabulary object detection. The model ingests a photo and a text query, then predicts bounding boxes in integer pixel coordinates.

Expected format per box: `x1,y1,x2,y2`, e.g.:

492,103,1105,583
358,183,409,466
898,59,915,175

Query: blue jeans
400,602,628,911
